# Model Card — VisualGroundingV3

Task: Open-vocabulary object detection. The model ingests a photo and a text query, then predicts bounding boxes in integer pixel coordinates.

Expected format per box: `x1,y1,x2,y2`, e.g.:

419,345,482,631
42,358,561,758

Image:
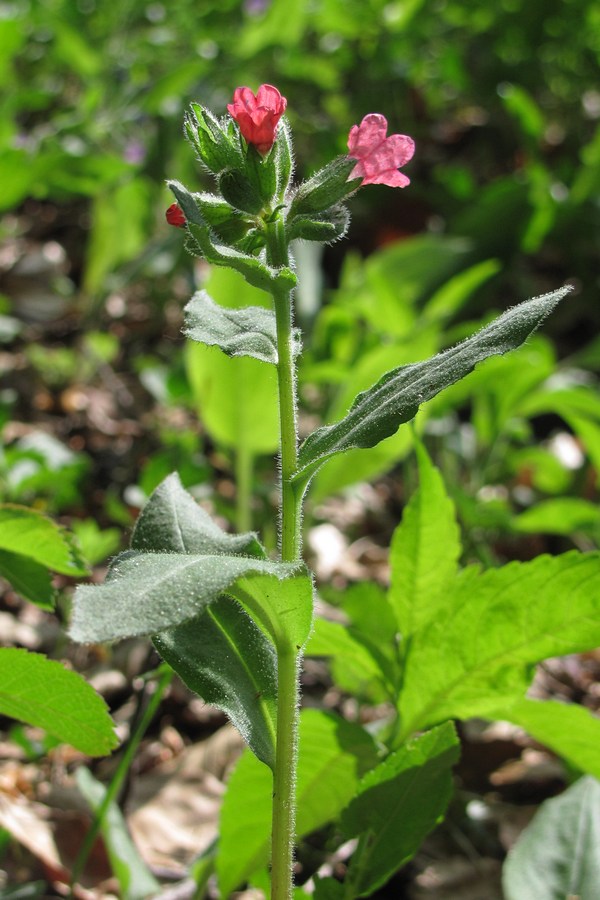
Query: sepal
219,168,265,215
185,103,242,175
287,203,350,243
289,157,361,216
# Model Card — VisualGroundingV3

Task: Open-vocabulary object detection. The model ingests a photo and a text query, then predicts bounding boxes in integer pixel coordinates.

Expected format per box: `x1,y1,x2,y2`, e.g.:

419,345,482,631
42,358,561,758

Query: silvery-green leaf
295,287,571,483
183,289,279,364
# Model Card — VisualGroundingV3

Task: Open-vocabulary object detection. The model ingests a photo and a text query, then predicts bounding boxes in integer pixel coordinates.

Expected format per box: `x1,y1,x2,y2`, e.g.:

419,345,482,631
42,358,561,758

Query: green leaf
503,776,600,900
313,877,344,899
0,549,54,610
398,551,600,737
295,287,571,483
70,550,298,644
341,723,460,897
76,767,159,900
0,505,88,575
388,441,461,639
154,596,278,770
496,698,600,779
183,289,280,363
511,498,600,536
230,572,314,651
217,709,378,896
130,472,263,557
0,649,117,756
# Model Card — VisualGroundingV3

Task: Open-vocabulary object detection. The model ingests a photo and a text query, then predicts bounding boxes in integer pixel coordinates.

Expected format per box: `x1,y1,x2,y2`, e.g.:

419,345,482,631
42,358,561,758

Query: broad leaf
76,767,159,900
503,776,600,900
217,708,378,897
0,649,117,756
295,287,571,482
388,441,461,638
130,472,263,557
0,505,88,575
341,723,460,897
497,698,600,780
0,549,54,609
398,551,600,737
511,498,600,536
70,550,297,644
154,596,278,769
183,289,279,364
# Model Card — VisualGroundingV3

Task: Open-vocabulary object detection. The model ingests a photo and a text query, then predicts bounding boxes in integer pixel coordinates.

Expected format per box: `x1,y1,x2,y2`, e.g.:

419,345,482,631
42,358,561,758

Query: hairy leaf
503,776,600,900
154,596,278,769
0,649,117,756
183,289,280,364
295,287,571,482
341,723,460,896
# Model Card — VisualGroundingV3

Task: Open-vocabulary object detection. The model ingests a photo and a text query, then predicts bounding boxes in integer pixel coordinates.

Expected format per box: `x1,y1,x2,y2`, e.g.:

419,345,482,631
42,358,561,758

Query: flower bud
185,103,241,175
287,204,350,243
289,157,361,217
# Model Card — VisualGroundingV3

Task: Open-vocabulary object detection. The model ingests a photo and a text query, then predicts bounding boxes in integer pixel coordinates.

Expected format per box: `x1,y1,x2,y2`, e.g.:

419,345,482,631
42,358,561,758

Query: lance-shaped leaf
70,473,300,644
154,596,277,769
503,776,600,900
183,289,280,364
295,287,571,483
341,723,460,897
130,472,263,557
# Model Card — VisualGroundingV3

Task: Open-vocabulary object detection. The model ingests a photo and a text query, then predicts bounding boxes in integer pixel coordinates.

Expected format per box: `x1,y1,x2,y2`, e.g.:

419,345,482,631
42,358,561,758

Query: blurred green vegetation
1,0,599,561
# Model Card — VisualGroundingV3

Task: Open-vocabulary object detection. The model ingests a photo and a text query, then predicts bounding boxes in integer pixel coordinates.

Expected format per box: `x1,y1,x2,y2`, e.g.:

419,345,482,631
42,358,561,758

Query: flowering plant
71,85,572,898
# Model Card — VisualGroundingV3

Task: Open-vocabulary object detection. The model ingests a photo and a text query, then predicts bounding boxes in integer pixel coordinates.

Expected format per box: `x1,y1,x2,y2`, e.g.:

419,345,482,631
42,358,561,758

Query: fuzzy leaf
130,472,263,557
0,649,117,756
183,289,279,364
389,441,461,639
398,550,600,738
295,287,571,482
230,572,314,650
154,596,278,769
503,776,600,900
341,723,460,896
217,709,378,897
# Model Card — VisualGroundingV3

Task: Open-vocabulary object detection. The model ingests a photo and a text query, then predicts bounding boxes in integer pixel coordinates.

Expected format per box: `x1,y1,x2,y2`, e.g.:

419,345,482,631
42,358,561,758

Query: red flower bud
347,114,415,188
227,84,287,155
166,203,186,228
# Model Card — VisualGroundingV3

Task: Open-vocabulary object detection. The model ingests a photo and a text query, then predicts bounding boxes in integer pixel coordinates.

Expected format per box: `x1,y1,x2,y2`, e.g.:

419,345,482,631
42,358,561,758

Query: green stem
264,213,303,899
270,642,301,900
69,665,173,890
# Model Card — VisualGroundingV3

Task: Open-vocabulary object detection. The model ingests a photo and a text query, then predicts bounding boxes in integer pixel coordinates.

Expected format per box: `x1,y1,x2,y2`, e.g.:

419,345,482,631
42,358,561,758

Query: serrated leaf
0,649,118,756
295,287,571,482
503,776,600,900
183,289,279,363
0,505,88,575
76,767,159,900
130,472,263,557
217,708,378,897
154,596,278,769
398,551,600,738
389,441,461,639
0,549,54,609
341,723,460,896
496,698,600,780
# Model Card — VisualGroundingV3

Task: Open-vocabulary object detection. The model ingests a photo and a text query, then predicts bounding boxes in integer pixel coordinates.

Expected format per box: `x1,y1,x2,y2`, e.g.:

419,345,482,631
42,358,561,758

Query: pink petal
362,169,411,188
385,133,416,167
347,113,388,158
256,84,286,113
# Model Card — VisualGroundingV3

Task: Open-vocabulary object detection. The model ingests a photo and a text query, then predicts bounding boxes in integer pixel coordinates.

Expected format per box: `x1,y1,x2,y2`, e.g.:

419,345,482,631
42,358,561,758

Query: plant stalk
265,213,303,899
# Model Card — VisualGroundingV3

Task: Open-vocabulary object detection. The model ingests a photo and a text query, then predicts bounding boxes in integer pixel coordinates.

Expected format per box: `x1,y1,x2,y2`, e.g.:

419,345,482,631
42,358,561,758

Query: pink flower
347,114,415,188
166,203,186,228
227,84,287,155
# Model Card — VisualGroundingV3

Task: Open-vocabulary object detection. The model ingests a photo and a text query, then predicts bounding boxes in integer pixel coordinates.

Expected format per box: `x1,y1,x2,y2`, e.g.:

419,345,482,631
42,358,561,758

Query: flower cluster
165,84,415,241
